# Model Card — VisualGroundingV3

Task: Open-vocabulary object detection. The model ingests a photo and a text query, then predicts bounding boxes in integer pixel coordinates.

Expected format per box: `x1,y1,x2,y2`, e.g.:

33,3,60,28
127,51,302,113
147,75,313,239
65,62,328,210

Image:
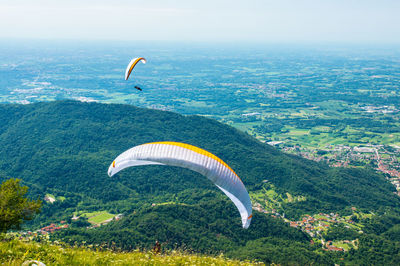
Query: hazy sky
1,0,399,43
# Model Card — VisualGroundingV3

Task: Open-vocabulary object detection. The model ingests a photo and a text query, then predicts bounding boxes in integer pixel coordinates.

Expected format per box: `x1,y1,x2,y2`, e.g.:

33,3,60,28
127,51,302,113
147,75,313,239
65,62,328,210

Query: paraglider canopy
108,141,253,228
125,57,146,81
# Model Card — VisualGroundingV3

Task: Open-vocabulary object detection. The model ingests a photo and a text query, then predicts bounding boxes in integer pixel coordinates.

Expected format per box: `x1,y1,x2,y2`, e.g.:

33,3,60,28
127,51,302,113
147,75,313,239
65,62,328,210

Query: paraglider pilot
153,240,161,254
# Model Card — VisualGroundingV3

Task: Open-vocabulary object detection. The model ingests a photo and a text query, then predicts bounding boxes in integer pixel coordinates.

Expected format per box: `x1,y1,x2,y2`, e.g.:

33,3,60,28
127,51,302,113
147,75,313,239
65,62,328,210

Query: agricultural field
1,41,400,169
250,183,306,214
78,211,116,225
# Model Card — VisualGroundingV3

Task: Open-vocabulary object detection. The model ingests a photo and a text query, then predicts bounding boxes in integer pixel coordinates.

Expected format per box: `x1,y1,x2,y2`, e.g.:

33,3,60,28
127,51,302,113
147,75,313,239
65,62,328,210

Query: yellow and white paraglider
108,141,253,229
125,57,146,81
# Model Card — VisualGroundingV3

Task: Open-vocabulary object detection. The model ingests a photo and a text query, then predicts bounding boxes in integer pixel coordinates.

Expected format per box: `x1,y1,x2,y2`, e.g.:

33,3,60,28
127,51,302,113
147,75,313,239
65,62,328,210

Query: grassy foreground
0,240,262,265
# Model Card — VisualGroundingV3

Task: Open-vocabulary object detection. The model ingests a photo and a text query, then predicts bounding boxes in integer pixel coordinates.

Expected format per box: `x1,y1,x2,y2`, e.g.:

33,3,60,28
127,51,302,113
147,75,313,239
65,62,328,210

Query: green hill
1,100,400,264
0,101,397,212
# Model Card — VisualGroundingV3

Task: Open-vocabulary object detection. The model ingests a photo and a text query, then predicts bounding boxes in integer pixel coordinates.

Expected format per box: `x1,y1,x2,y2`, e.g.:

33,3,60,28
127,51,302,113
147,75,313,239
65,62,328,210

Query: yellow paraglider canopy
125,57,146,80
108,141,253,228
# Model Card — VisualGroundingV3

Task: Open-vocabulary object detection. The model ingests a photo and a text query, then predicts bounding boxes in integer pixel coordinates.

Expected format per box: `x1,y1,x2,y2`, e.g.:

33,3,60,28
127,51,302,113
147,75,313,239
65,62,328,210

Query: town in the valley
274,143,400,196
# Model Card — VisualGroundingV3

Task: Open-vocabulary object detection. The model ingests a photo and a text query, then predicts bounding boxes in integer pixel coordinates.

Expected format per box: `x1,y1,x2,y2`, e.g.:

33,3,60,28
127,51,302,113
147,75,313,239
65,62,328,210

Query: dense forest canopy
0,101,397,211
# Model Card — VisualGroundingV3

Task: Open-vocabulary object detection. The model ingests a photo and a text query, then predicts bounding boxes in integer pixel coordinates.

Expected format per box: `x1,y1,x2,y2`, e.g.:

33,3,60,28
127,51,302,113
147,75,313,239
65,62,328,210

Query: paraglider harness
152,240,161,254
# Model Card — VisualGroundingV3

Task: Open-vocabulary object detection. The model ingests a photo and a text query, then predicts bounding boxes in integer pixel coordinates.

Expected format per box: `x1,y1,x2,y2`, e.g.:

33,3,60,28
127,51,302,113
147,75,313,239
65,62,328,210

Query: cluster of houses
254,199,358,252
360,105,397,114
282,143,400,195
289,214,328,236
284,144,382,165
287,213,357,251
40,221,69,235
377,163,400,196
288,213,352,234
15,221,69,241
17,213,125,240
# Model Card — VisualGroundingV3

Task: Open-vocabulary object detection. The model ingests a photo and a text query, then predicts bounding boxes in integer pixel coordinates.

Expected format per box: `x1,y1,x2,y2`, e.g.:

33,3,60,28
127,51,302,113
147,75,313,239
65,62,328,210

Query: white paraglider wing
125,57,146,80
108,141,253,228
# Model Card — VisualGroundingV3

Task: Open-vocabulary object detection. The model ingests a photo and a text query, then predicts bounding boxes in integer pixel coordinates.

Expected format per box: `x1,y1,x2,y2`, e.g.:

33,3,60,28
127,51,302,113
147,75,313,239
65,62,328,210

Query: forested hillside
1,100,400,264
0,101,397,211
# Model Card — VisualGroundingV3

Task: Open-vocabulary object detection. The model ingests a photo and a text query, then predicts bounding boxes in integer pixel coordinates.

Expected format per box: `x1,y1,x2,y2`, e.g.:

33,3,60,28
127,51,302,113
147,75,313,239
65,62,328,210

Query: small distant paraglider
108,141,253,228
125,57,146,91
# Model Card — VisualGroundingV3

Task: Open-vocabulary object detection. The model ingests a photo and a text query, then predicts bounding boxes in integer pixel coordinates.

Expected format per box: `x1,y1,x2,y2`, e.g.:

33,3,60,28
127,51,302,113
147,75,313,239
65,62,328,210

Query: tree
0,178,42,233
